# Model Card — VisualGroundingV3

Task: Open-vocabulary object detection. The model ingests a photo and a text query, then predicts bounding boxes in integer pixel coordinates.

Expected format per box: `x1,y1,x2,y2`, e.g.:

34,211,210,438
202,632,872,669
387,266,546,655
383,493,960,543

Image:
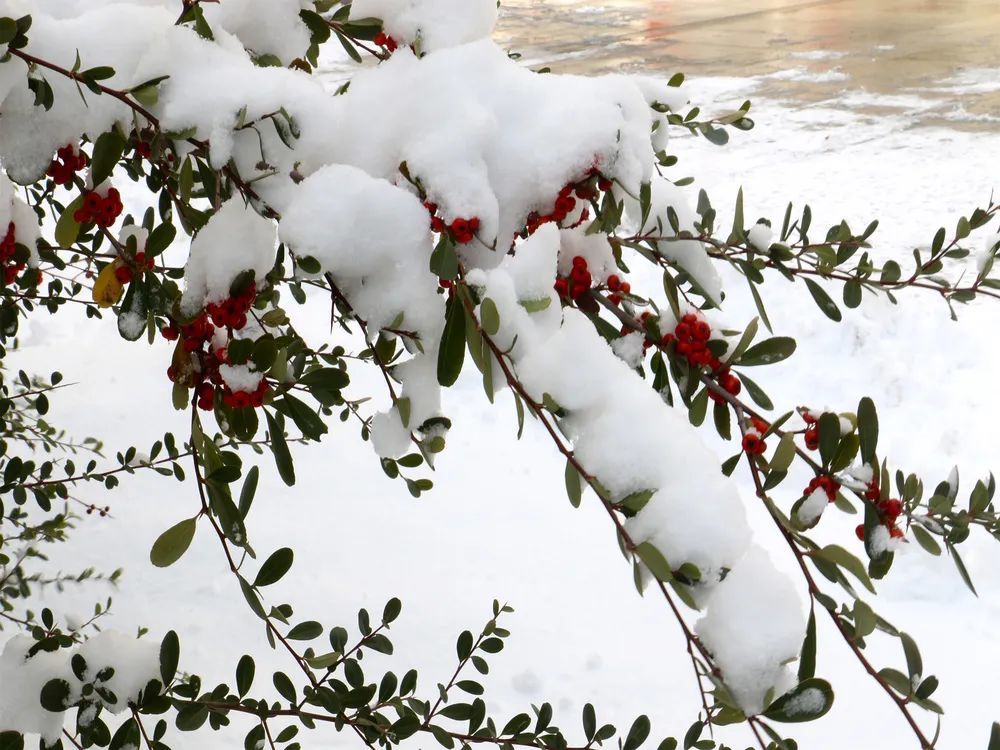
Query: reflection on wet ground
495,0,1000,129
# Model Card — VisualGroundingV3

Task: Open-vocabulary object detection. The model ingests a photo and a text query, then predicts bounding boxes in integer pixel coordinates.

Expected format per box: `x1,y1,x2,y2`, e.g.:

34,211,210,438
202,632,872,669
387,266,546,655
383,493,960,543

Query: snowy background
7,3,1000,749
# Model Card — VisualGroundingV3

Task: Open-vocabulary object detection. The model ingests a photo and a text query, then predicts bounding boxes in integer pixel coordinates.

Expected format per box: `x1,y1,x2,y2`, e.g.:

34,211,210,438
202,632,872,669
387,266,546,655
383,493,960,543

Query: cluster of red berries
742,416,770,455
800,410,820,451
0,223,27,285
854,478,905,541
195,378,269,411
605,274,632,305
804,474,841,503
424,203,481,245
554,255,596,301
205,283,257,330
114,252,155,285
164,285,269,412
74,187,124,229
46,145,87,188
525,183,594,236
660,313,741,402
374,32,398,52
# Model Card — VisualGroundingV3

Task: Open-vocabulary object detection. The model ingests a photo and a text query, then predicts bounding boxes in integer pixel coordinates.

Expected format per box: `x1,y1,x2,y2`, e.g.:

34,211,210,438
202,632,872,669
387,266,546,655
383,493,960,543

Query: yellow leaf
92,262,124,308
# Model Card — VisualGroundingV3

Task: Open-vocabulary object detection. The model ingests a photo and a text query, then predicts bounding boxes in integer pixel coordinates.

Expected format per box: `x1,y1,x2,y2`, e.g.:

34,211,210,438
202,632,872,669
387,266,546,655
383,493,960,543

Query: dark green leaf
149,517,197,568
804,278,842,322
437,293,466,387
255,547,293,587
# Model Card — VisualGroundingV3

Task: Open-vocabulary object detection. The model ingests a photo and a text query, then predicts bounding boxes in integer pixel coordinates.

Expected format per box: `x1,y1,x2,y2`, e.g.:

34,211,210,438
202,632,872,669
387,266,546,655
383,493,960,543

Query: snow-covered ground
8,28,1000,750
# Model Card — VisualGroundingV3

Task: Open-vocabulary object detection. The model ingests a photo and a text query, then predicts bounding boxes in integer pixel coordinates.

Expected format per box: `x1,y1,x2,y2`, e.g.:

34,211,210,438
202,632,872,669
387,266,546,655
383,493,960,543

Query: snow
796,487,828,526
780,686,827,717
279,164,443,456
219,363,264,393
630,178,722,304
695,547,805,715
0,172,40,264
203,0,311,65
119,224,149,251
351,0,499,52
747,221,773,252
1,1,999,748
611,332,645,368
0,631,159,744
180,198,276,316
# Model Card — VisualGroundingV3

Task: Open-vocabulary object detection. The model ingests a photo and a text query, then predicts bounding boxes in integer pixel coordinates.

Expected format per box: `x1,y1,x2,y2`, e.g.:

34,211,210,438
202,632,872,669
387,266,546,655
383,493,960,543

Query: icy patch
763,67,849,84
789,50,846,61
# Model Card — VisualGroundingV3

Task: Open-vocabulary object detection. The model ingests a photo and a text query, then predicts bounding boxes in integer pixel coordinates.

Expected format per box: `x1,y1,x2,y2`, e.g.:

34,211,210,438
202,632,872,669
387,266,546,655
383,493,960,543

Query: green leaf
238,465,259,519
770,434,796,473
817,412,841,467
480,298,500,336
564,459,583,508
519,296,551,313
635,542,672,582
843,279,862,308
287,621,323,641
236,654,255,697
273,671,296,703
763,678,834,723
798,609,816,681
90,130,127,186
900,632,922,680
688,387,708,426
255,547,293,587
623,715,650,750
149,517,197,568
725,316,758,364
988,722,1000,750
265,411,295,487
0,18,17,45
857,397,878,465
159,630,179,686
39,678,72,712
816,544,875,594
911,524,941,556
55,195,84,247
437,293,466,387
804,278,842,322
739,336,797,366
947,542,978,596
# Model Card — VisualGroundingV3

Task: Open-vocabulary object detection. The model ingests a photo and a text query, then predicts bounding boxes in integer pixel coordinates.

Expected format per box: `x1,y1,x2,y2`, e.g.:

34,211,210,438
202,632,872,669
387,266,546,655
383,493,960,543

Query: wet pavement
496,0,1000,128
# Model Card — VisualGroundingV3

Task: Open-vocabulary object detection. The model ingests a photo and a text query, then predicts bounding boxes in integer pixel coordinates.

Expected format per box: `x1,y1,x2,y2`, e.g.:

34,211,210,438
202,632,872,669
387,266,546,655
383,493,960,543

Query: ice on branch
0,631,159,744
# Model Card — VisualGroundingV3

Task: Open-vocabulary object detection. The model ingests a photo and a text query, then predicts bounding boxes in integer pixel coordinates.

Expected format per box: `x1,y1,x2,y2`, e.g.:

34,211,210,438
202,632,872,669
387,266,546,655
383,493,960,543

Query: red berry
804,428,819,451
889,525,904,539
607,274,621,291
114,266,133,284
878,498,903,520
855,524,866,541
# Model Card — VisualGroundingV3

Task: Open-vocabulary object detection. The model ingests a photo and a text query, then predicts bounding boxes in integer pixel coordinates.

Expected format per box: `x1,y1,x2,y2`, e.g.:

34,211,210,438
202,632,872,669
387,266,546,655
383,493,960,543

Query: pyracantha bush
0,2,999,750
